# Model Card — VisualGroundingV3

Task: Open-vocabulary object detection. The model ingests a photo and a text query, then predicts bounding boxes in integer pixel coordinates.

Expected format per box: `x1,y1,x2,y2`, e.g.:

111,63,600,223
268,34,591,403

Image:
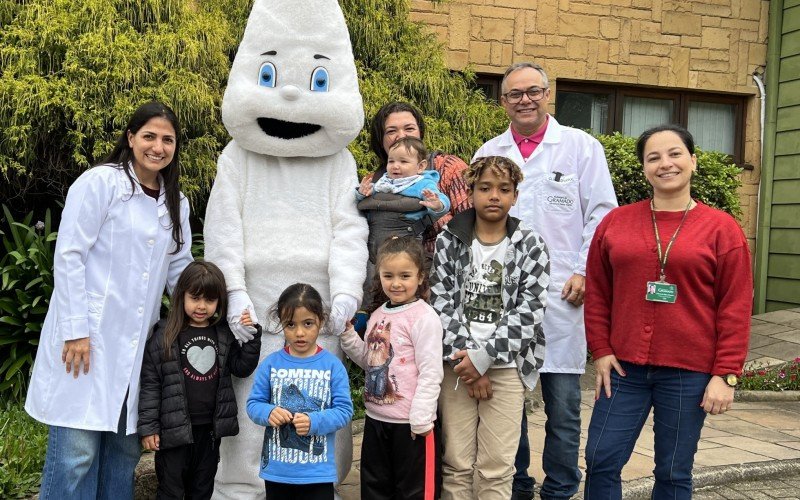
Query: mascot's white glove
329,294,358,336
227,289,259,342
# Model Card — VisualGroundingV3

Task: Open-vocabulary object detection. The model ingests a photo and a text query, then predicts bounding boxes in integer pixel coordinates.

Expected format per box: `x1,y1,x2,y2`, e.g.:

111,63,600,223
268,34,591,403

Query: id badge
646,281,677,303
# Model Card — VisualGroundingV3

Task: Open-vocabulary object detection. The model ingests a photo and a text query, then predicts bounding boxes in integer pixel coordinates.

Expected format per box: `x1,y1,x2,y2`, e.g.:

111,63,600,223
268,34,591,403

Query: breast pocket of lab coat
538,175,579,215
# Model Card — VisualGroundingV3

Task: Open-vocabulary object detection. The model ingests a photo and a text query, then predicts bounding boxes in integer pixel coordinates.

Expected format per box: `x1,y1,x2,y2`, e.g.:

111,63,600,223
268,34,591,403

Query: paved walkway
693,470,800,499
340,308,800,499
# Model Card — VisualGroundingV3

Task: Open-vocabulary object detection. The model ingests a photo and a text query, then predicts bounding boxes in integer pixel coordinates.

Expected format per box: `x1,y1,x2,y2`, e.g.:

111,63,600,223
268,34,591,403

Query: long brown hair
104,101,185,254
369,236,430,313
163,261,228,360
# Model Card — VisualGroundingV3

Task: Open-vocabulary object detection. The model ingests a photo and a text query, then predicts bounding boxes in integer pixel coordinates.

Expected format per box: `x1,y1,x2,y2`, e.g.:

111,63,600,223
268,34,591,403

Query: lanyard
650,199,692,282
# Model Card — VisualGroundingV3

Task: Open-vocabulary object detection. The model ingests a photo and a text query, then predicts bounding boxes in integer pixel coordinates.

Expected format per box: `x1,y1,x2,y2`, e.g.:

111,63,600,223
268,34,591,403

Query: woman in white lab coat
26,101,193,499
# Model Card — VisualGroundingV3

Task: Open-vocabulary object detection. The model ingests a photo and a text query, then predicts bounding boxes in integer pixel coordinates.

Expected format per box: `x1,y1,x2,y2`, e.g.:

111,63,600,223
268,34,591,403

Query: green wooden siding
780,54,800,81
756,0,800,312
767,300,799,312
785,5,800,32
776,104,800,129
769,228,800,253
774,156,800,178
766,277,800,303
768,254,800,279
774,130,800,153
773,179,800,203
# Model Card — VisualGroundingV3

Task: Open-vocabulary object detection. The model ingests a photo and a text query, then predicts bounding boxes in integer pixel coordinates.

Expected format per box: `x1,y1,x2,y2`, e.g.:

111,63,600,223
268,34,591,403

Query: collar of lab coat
115,163,169,218
499,114,564,149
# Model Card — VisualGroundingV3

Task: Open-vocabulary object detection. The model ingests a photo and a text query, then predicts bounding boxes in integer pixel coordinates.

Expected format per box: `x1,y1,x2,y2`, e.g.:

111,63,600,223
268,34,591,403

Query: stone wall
410,0,770,245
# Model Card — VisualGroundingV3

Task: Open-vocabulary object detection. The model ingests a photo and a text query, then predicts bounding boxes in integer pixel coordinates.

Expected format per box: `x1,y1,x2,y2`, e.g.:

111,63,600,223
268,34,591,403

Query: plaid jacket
430,209,550,390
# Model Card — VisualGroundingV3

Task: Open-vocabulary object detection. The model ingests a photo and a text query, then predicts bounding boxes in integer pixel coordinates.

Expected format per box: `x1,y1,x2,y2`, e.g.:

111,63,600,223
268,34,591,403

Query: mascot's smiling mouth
257,117,322,139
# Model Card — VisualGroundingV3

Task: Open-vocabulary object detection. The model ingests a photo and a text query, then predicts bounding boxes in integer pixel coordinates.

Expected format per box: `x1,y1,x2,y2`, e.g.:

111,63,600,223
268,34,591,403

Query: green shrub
345,358,366,420
0,401,47,499
0,206,56,402
596,132,743,216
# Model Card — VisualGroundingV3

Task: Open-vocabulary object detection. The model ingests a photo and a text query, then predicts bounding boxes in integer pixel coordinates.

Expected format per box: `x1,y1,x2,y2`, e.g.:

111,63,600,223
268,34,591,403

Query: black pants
154,423,220,500
264,480,334,499
361,416,442,500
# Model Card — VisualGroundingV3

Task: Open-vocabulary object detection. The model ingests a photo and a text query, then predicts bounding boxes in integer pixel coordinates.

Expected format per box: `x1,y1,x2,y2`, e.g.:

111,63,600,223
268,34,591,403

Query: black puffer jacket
137,319,262,450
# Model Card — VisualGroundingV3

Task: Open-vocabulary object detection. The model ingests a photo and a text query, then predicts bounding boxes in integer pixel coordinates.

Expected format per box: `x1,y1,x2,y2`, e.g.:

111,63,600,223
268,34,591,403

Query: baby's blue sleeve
420,179,450,216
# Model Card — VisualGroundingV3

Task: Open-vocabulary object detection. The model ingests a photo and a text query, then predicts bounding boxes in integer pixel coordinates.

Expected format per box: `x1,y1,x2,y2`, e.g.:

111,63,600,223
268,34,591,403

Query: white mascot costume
204,0,368,497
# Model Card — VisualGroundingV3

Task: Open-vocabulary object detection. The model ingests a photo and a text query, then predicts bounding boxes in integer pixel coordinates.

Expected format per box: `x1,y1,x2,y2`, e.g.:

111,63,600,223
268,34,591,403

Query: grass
739,358,800,391
0,400,47,499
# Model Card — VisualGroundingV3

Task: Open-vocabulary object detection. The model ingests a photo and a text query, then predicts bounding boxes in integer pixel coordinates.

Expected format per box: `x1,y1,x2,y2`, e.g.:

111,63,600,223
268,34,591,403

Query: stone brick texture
409,0,770,244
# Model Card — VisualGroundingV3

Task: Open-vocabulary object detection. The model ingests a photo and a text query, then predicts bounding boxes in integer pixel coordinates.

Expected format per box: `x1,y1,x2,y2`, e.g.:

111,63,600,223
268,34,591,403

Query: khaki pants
439,366,525,500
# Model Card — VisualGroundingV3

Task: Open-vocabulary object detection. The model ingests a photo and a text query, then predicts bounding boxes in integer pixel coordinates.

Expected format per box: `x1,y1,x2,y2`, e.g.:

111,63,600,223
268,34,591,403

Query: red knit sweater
585,200,752,376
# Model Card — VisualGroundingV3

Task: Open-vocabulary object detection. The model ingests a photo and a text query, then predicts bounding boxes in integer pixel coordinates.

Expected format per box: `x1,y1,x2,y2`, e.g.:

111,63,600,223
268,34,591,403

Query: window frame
555,80,748,164
475,73,503,103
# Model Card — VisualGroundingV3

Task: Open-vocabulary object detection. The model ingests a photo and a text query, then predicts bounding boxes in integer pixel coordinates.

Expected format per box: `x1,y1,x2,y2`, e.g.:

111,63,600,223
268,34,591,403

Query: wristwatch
723,374,738,387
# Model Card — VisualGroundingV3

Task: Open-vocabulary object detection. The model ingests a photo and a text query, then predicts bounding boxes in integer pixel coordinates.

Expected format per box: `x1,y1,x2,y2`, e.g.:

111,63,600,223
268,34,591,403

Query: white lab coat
473,116,617,372
25,165,193,434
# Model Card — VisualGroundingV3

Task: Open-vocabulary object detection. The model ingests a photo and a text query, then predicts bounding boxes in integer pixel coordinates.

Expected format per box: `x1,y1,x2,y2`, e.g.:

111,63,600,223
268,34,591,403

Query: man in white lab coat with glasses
473,62,617,500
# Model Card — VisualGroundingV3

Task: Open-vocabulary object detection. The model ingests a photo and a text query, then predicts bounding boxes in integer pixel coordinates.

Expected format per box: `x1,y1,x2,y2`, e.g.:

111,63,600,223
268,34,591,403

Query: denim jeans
512,373,581,499
584,362,710,500
512,410,535,497
39,400,141,500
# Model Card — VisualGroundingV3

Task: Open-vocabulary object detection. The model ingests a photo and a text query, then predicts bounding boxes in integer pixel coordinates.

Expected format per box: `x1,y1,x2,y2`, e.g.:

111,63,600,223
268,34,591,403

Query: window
474,73,502,102
554,81,747,163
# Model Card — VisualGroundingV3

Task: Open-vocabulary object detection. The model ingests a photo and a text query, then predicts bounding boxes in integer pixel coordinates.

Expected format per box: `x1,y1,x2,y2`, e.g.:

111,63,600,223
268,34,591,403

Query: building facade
754,0,800,313
410,0,769,249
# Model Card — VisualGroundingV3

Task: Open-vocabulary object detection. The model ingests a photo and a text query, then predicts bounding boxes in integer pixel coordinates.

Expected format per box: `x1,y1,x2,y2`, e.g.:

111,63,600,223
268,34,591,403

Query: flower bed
739,358,800,391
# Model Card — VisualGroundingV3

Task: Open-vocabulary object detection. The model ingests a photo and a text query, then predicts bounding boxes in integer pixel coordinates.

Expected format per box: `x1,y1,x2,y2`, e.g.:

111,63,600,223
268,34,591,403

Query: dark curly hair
464,155,524,190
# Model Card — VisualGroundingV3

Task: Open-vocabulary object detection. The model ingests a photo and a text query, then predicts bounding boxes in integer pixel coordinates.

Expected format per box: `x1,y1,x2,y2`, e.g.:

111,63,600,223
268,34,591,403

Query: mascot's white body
204,1,367,497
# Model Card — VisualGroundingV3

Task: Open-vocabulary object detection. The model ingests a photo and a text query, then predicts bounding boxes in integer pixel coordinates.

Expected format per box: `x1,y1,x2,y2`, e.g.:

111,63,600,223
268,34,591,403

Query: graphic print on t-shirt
181,334,219,381
364,320,401,405
464,259,504,325
263,367,333,468
179,326,219,424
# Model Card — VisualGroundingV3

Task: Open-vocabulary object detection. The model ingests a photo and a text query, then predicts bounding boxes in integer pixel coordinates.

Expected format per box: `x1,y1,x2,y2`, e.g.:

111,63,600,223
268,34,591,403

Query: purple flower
779,371,786,379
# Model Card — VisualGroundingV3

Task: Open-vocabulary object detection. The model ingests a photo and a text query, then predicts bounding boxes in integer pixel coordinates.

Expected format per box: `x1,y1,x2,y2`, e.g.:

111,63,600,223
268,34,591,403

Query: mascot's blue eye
310,67,329,92
258,62,276,88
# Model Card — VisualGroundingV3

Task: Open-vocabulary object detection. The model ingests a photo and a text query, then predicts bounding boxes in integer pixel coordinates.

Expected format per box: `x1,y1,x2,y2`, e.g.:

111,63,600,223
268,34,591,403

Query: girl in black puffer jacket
138,261,262,500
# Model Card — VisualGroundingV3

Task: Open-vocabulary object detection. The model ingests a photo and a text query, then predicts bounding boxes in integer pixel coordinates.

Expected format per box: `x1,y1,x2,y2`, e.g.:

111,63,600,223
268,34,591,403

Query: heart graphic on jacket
187,346,216,374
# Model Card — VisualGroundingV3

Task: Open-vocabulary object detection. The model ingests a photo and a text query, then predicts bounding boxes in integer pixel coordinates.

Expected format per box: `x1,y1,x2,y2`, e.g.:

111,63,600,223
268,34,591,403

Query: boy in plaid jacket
430,156,550,499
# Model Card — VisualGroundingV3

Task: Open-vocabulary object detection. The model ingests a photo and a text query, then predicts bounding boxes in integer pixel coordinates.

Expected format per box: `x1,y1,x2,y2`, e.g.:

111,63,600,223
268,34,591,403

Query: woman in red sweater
583,124,752,500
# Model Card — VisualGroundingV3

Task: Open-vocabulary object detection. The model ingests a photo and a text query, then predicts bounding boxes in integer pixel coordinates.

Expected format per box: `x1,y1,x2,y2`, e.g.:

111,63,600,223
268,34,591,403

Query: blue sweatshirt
246,348,353,484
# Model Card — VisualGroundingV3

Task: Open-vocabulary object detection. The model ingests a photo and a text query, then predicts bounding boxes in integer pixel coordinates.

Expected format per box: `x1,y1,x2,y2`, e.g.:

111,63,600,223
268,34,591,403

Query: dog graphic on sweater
365,320,401,405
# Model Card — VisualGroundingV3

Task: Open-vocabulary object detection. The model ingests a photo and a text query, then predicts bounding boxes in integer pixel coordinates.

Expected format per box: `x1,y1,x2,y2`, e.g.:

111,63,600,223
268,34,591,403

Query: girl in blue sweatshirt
246,283,353,500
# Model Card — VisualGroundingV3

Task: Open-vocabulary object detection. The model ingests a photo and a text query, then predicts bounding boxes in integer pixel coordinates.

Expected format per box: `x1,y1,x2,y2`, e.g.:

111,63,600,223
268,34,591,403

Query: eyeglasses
502,88,548,103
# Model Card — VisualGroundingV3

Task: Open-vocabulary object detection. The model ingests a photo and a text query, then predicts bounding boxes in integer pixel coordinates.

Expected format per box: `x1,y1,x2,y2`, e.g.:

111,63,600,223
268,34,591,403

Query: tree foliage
0,0,507,214
0,0,244,214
